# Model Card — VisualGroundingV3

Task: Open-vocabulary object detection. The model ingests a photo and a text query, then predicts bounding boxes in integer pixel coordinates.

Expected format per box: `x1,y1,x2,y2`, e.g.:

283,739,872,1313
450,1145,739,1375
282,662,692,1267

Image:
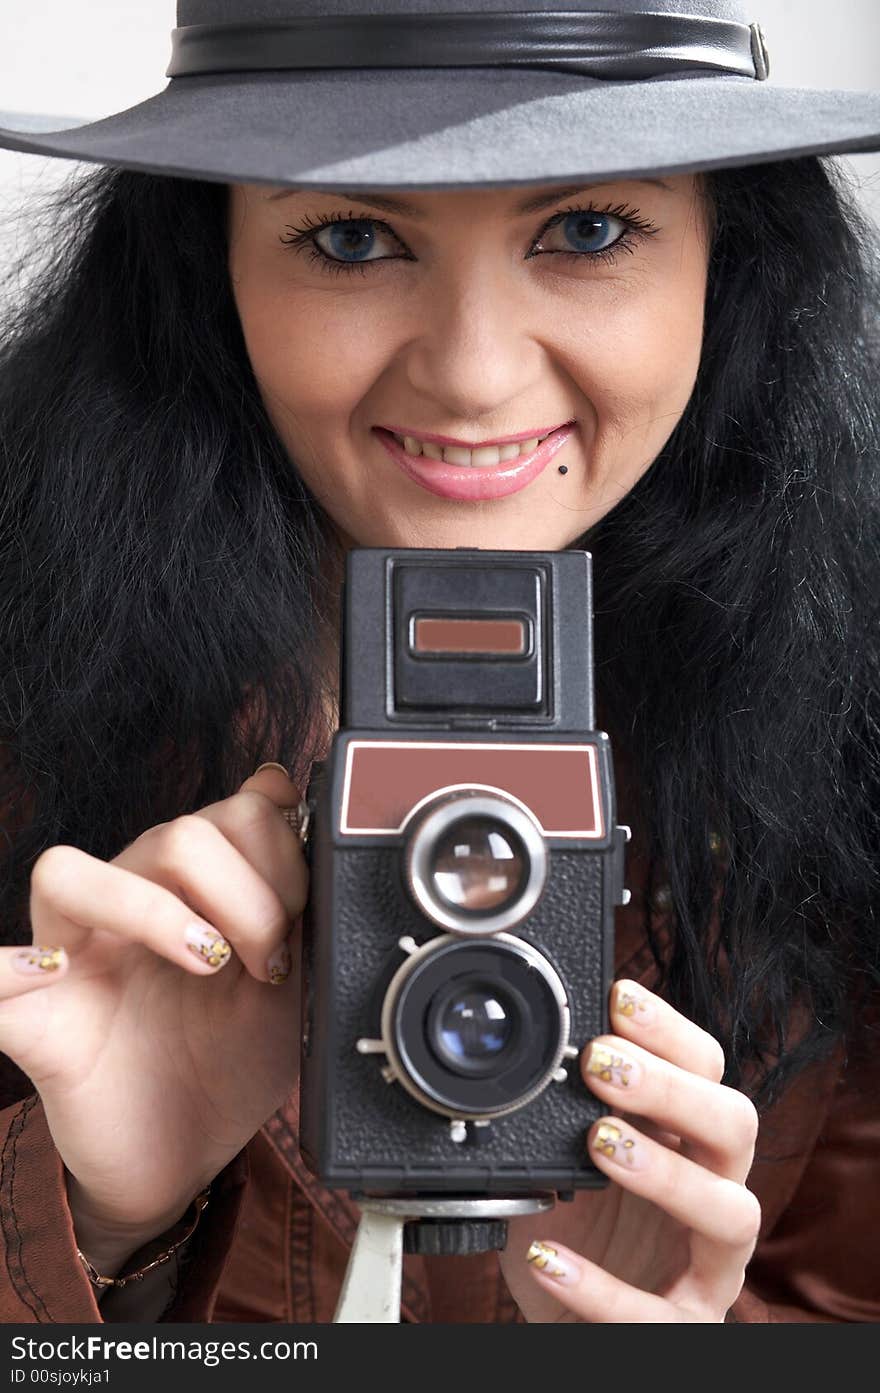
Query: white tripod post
333,1194,554,1323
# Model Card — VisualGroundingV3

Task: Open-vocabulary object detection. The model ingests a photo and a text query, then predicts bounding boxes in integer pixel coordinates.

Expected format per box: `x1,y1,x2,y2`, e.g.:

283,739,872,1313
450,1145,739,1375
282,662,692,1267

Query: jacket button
651,883,672,912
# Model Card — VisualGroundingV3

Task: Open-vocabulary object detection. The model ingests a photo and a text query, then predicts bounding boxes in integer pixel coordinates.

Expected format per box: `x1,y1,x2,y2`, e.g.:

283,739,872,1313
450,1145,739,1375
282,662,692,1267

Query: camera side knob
402,1219,509,1256
614,823,632,905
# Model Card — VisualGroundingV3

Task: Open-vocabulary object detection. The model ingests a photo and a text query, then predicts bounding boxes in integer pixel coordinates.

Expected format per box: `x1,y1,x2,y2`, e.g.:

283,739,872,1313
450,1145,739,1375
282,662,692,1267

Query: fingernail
185,924,232,970
612,981,655,1025
253,762,290,778
592,1121,647,1169
584,1041,641,1089
13,946,67,975
267,939,292,985
526,1240,582,1286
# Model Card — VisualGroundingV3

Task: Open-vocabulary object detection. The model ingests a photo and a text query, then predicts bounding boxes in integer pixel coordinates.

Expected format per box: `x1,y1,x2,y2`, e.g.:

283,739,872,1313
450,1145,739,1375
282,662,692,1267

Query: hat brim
1,69,878,191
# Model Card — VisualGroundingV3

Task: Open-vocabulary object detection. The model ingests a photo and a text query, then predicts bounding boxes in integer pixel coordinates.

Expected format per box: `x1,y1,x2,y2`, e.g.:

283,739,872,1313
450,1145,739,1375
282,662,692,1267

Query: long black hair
1,155,877,1109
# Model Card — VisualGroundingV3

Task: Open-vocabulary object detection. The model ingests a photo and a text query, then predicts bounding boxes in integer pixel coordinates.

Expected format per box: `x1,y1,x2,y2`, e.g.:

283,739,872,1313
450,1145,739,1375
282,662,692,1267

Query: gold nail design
594,1122,638,1164
267,941,291,985
613,982,655,1026
526,1241,567,1278
185,927,232,970
201,937,231,969
586,1043,636,1087
13,946,65,975
617,989,646,1018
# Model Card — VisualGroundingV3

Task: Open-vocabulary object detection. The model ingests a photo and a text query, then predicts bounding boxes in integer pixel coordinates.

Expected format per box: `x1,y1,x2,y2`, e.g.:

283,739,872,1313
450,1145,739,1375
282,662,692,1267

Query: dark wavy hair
1,155,877,1110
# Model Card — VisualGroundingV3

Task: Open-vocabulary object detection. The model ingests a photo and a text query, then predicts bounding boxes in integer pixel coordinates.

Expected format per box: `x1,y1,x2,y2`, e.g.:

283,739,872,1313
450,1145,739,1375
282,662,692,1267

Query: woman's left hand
498,980,761,1322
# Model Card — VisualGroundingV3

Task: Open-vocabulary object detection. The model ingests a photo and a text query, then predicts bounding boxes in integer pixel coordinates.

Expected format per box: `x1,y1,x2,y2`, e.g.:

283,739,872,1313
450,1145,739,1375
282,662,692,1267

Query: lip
374,424,574,502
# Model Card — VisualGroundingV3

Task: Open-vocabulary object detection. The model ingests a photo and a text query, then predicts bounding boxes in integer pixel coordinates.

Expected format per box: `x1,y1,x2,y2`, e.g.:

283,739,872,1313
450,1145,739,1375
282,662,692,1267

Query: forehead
227,175,713,258
247,173,700,217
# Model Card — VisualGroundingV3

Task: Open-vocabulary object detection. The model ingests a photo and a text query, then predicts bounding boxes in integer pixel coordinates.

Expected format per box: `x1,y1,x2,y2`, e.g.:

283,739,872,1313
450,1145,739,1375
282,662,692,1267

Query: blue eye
324,220,381,264
557,210,620,254
279,202,659,277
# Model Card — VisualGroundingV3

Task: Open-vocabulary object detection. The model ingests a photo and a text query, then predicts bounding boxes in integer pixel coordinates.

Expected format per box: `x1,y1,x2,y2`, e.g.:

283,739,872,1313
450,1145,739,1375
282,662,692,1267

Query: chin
345,512,573,555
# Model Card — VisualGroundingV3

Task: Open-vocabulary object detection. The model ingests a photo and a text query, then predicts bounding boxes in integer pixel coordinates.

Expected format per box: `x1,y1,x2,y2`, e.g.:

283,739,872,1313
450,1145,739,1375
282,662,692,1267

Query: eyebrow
267,179,672,217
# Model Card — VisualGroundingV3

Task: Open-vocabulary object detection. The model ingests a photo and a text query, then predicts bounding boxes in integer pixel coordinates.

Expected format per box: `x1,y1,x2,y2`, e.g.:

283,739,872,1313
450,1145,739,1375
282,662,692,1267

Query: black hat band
167,11,770,83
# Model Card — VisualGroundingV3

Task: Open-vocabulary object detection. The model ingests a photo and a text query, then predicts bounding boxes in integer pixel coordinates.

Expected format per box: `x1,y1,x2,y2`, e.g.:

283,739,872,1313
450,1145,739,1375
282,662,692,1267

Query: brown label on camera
340,741,604,837
411,616,528,655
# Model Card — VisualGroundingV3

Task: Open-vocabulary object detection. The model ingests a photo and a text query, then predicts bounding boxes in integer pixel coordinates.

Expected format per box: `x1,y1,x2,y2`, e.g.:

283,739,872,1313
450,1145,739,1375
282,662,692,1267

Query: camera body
299,547,628,1198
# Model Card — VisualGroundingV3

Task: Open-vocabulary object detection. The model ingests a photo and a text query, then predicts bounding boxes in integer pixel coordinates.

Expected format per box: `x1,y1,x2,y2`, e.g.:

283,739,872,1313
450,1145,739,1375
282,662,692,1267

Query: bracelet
75,1185,211,1290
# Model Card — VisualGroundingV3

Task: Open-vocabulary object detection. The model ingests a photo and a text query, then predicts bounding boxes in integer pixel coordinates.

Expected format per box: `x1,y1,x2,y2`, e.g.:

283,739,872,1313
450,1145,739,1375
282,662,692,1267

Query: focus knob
402,1218,509,1256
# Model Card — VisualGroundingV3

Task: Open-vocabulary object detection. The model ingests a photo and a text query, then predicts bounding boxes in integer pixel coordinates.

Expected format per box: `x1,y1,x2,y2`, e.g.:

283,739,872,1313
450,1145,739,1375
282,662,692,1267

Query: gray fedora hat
0,0,878,192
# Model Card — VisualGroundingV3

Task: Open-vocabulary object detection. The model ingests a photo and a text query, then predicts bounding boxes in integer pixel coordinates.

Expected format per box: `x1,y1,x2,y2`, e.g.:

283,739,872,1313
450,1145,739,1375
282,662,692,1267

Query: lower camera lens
428,979,520,1077
386,935,569,1117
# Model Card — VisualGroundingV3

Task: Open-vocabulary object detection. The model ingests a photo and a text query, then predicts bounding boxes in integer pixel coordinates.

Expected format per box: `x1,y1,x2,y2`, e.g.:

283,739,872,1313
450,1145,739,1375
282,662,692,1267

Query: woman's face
228,175,711,552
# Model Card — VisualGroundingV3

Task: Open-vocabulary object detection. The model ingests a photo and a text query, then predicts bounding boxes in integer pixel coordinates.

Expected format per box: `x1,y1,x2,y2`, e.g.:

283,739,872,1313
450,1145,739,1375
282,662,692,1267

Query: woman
0,0,878,1323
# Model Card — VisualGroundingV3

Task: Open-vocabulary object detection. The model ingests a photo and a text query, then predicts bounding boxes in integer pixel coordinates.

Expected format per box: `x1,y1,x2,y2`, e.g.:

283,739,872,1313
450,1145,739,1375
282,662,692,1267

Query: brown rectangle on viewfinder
412,616,527,655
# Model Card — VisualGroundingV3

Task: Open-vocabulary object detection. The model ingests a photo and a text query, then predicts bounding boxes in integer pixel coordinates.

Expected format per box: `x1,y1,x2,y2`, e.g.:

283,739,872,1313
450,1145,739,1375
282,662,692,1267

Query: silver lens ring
380,931,571,1121
403,788,547,935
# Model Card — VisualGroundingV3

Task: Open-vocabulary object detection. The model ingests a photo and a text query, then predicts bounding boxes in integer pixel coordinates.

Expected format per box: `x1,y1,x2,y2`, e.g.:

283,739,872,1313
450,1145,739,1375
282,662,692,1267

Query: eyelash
278,201,660,277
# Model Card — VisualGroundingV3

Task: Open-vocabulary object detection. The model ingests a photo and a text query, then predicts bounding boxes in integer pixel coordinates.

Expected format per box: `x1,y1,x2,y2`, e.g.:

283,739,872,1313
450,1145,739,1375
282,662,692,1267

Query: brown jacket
1,877,878,1325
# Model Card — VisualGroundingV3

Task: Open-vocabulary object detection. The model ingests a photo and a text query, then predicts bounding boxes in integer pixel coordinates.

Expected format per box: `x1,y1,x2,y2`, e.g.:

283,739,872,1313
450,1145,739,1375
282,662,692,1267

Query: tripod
333,1194,555,1322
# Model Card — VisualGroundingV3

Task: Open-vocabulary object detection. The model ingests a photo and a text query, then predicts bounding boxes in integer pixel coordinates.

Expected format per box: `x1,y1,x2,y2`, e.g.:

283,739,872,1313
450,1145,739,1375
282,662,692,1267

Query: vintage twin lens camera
299,547,628,1200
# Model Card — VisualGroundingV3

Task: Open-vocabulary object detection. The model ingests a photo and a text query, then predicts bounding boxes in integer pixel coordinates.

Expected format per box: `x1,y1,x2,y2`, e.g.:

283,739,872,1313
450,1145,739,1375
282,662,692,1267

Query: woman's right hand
0,763,308,1271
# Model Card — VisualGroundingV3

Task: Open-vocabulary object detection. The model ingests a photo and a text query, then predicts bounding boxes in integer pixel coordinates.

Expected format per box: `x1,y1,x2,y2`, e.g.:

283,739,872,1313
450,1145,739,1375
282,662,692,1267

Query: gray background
1,0,878,265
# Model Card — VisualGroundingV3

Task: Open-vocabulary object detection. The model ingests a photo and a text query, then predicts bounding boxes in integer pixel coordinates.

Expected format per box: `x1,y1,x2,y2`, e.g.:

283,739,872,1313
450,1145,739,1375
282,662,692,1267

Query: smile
387,430,557,469
374,424,575,503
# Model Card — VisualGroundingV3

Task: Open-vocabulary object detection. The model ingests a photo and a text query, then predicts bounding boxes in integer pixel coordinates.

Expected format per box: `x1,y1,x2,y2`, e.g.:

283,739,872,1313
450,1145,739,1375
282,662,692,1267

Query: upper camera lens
404,791,547,934
428,816,527,914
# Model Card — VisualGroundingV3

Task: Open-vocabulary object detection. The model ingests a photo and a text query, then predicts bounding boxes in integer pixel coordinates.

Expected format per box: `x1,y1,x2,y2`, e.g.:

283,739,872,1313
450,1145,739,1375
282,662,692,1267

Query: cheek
590,270,706,462
232,272,377,430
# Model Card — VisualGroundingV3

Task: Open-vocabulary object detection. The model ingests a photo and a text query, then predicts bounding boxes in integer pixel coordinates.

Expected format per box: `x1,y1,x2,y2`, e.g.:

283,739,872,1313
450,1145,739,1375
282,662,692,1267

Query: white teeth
395,432,547,467
498,442,527,462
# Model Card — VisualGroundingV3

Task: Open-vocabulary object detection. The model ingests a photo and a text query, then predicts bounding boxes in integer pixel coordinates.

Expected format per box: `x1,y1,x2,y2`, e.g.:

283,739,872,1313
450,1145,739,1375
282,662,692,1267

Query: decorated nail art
593,1121,645,1169
13,946,66,975
585,1042,639,1088
526,1241,581,1285
267,940,292,985
184,924,232,970
613,982,654,1024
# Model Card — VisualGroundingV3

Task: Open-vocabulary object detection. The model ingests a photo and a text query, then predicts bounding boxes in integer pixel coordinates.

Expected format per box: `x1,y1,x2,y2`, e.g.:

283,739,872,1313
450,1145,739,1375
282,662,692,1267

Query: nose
400,264,549,429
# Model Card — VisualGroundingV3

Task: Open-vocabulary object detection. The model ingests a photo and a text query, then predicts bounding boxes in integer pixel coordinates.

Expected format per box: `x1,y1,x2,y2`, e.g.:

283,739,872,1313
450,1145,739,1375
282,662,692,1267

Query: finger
30,843,236,976
588,1114,761,1315
192,771,308,926
609,979,726,1083
581,1036,759,1183
588,1115,762,1252
524,1239,688,1323
0,944,70,1000
238,762,302,809
606,979,728,1163
115,813,298,983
